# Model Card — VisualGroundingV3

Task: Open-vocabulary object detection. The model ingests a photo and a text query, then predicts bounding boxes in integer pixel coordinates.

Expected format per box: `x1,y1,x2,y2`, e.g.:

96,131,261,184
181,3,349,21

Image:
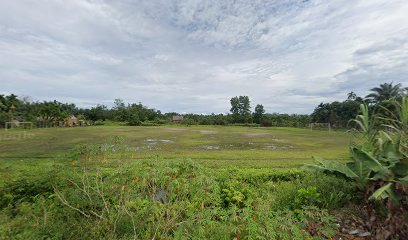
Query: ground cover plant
0,135,354,239
0,126,356,239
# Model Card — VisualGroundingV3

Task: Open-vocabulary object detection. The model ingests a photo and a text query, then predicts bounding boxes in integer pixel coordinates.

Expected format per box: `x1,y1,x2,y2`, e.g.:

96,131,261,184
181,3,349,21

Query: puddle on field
134,145,160,150
145,139,174,143
195,142,294,150
263,144,294,150
134,139,174,151
198,145,220,150
196,130,218,134
164,128,186,132
242,133,271,137
242,133,288,143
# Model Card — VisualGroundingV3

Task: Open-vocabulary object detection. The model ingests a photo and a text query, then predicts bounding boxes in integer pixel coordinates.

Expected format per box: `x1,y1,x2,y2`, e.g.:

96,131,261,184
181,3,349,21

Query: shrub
140,121,160,126
220,180,253,208
94,120,104,125
0,175,55,209
294,187,321,209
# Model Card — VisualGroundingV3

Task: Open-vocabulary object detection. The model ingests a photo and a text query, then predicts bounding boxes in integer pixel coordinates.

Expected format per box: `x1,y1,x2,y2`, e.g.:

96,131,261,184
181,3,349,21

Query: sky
0,0,408,114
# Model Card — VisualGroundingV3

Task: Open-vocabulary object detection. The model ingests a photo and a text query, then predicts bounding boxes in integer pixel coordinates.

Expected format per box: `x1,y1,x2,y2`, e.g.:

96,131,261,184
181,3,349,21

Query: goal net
5,122,33,131
310,123,331,132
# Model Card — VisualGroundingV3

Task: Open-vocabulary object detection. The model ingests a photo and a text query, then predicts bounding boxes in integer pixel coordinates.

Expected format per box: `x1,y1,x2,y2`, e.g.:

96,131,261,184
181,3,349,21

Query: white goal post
5,122,33,131
310,122,331,133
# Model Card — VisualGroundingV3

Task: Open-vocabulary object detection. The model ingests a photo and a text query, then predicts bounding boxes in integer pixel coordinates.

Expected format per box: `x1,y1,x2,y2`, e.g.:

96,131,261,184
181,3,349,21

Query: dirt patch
332,206,373,239
264,144,294,150
197,130,218,134
164,128,186,132
135,139,174,151
134,146,159,150
144,139,174,143
242,133,271,137
271,138,288,143
197,145,220,150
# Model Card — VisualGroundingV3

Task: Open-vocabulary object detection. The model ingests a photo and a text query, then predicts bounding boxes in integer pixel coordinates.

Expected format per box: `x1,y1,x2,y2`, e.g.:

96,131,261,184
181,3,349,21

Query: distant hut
65,115,79,127
172,115,184,122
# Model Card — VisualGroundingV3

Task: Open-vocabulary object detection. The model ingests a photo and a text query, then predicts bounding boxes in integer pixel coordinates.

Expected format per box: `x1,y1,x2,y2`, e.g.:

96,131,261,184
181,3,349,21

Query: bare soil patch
242,133,271,137
163,128,187,131
197,130,218,134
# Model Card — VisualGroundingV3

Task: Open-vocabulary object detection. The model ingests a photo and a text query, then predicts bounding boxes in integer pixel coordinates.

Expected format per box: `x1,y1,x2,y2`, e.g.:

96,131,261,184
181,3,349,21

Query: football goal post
5,122,33,131
310,122,331,133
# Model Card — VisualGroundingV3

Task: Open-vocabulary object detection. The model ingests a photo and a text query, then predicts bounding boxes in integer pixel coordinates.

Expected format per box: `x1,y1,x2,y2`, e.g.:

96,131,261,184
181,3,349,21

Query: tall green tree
230,96,252,123
365,82,406,104
230,97,240,115
253,104,265,124
311,99,360,128
239,96,251,116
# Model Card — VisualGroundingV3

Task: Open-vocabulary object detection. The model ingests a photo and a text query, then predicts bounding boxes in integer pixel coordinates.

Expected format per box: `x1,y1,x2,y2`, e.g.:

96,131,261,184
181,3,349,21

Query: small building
65,115,79,127
172,115,184,122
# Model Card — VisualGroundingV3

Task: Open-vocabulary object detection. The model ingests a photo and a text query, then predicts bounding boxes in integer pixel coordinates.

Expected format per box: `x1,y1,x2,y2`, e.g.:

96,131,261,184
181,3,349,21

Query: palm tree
347,91,357,100
365,82,406,104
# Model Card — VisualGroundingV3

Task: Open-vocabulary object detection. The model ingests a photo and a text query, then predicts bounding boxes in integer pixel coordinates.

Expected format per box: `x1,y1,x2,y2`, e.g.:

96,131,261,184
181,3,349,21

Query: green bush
94,120,104,125
140,121,160,126
267,173,355,211
294,187,321,208
0,175,55,209
220,180,253,208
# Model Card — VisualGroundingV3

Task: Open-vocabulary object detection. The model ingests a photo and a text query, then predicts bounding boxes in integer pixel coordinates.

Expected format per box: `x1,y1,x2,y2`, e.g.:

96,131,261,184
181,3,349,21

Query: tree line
311,82,408,128
1,82,406,128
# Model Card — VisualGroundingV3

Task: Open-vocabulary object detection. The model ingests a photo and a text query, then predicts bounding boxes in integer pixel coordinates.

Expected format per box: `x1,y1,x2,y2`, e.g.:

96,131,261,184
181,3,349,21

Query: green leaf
398,175,408,185
351,147,389,176
369,183,393,201
380,140,403,165
302,164,327,173
392,160,408,177
312,156,359,179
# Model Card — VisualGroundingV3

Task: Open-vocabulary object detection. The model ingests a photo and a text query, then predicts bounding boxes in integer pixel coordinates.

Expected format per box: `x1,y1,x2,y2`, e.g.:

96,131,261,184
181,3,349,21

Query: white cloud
0,0,408,114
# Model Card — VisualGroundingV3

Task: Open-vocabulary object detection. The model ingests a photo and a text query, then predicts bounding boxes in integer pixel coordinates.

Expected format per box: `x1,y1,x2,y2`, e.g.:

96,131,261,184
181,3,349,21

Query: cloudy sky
1,0,407,114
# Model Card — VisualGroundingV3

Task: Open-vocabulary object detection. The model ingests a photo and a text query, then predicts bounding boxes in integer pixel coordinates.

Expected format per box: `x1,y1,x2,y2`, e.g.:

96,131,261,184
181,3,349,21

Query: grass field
0,125,351,165
0,126,351,181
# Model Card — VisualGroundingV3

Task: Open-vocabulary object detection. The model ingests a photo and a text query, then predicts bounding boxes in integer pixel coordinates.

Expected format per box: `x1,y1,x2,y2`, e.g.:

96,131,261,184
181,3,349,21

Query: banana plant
304,141,407,202
304,99,408,204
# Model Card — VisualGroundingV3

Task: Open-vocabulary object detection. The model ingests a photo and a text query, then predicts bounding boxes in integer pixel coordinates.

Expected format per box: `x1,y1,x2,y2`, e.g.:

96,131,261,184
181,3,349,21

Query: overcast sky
1,0,407,114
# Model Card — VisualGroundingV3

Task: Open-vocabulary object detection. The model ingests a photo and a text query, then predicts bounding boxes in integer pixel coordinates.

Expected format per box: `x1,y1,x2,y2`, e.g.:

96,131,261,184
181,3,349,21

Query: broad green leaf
392,160,408,177
369,183,393,201
351,147,389,176
380,140,403,165
312,156,359,179
301,164,328,173
398,175,408,185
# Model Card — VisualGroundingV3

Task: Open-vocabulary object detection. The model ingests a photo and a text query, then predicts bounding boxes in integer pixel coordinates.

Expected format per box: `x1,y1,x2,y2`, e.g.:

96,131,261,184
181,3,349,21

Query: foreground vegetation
1,136,355,239
306,98,408,238
0,126,355,239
